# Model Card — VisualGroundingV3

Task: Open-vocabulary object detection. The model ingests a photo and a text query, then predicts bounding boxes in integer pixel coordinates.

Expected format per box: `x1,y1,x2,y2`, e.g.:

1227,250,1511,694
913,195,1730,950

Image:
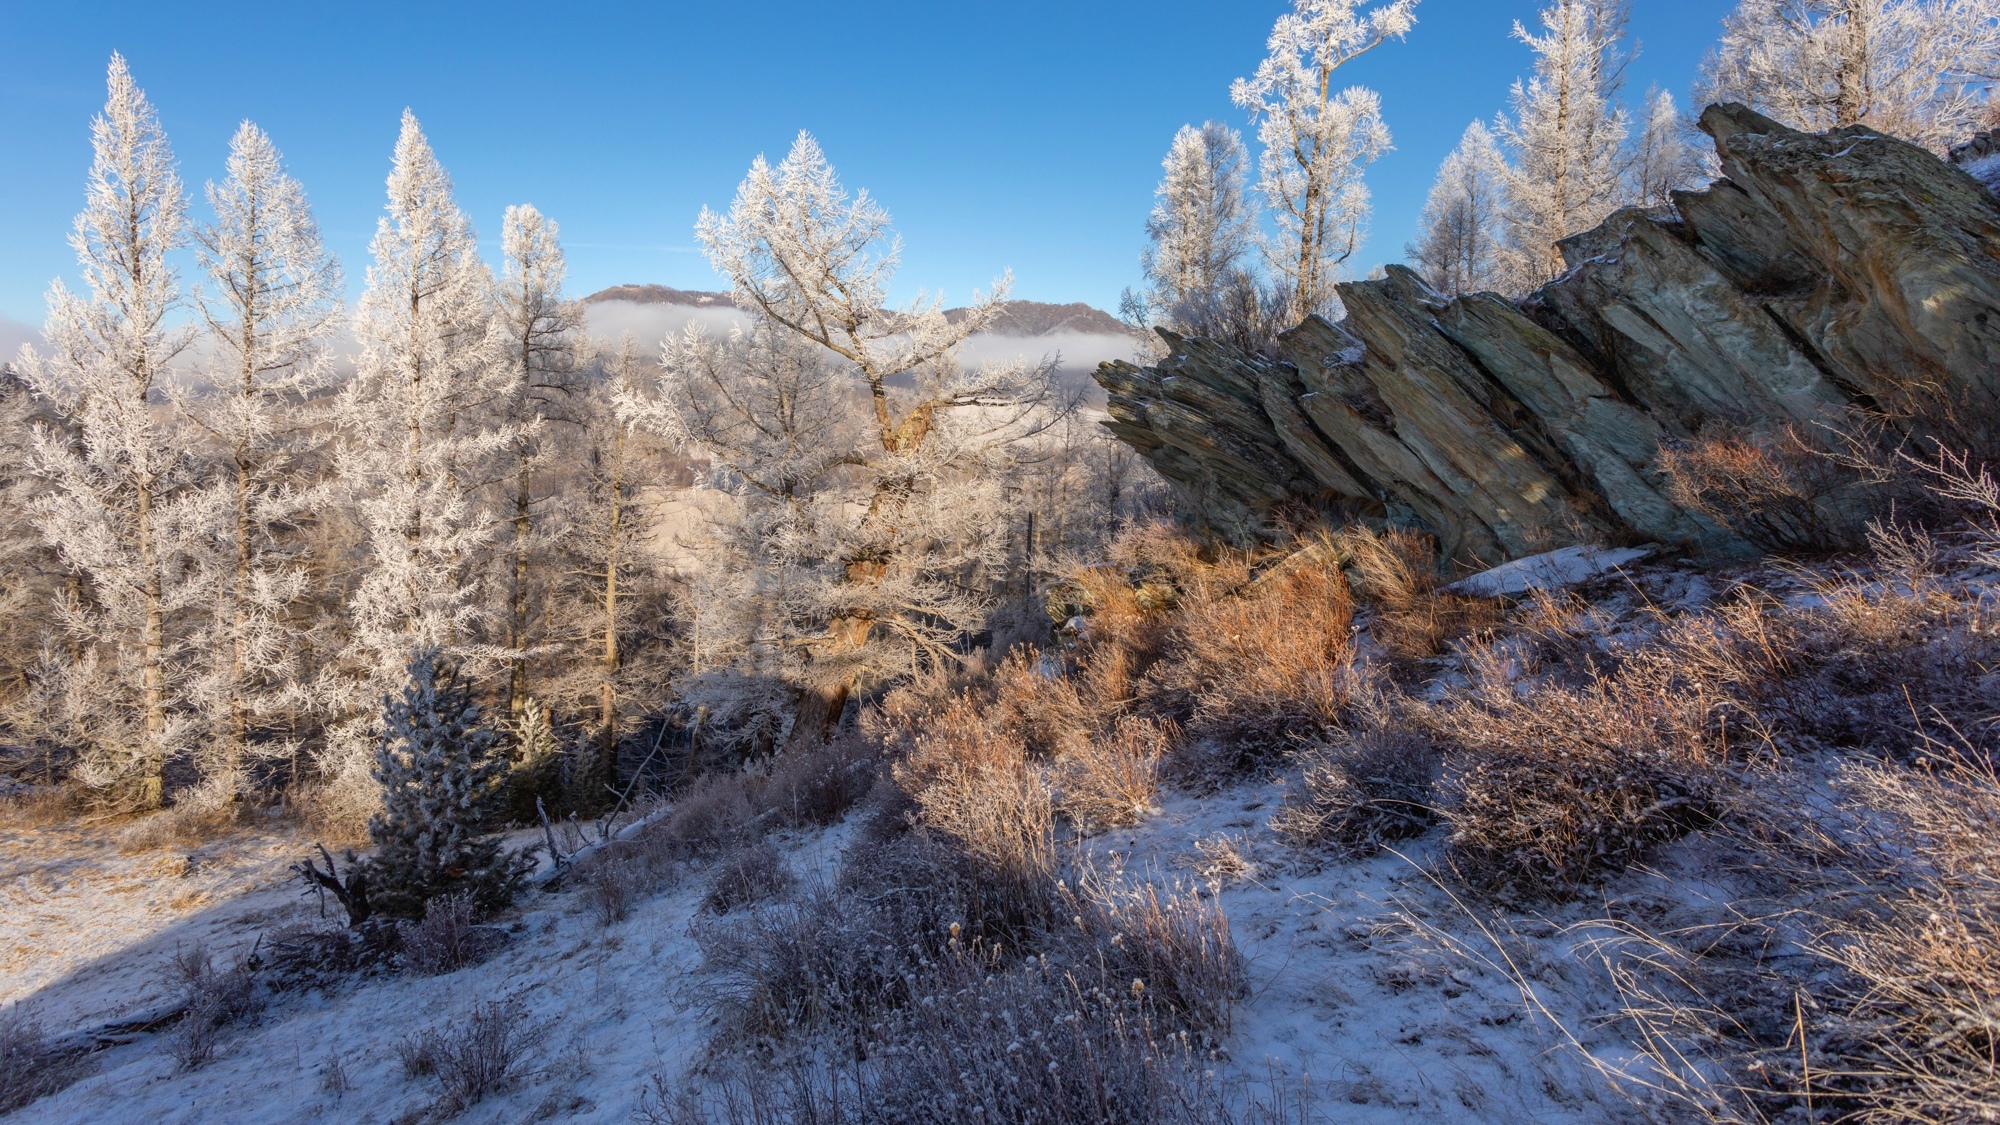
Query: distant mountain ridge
583,285,1126,338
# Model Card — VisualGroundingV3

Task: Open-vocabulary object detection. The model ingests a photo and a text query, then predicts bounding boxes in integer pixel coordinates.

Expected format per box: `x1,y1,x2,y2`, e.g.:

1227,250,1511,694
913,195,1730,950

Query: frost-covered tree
333,112,511,806
490,204,583,722
1627,88,1706,207
0,368,71,774
1496,0,1632,289
186,122,343,791
1136,122,1256,326
364,647,526,918
652,133,1061,742
1407,121,1509,296
1231,0,1417,322
15,55,199,806
541,336,674,793
1698,0,2000,154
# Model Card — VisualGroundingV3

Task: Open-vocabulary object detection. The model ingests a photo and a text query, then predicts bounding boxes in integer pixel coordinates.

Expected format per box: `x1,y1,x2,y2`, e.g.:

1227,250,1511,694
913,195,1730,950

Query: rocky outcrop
1096,105,2000,565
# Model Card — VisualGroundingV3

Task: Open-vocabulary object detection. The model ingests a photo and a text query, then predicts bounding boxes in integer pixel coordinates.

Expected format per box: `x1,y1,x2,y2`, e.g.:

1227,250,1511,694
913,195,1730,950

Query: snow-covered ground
3,774,1689,1123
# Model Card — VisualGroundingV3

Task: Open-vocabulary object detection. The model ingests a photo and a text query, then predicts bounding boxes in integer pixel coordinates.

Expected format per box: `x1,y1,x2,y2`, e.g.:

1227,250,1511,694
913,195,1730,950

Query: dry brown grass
1419,639,1727,902
701,840,795,914
1341,526,1499,665
1802,753,2000,1124
891,695,1057,901
0,784,79,829
1146,556,1357,755
1657,423,1872,555
759,736,876,829
117,800,247,853
1057,718,1171,834
646,772,761,860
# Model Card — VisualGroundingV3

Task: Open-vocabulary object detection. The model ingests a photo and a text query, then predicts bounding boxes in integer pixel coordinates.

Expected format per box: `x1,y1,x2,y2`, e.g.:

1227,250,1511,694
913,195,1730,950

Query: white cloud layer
580,300,1136,396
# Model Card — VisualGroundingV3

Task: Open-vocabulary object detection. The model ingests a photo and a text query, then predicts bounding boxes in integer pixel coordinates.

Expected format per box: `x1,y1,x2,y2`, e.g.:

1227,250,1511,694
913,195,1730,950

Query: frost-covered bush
701,840,795,914
398,895,492,975
164,946,262,1071
396,999,544,1116
1272,725,1439,855
364,649,531,919
0,1008,90,1113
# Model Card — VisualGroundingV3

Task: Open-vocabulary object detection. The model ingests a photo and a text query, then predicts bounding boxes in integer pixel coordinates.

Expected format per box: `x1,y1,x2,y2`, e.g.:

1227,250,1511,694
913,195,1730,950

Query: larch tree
1496,0,1632,290
333,111,511,808
1407,121,1509,296
1627,88,1707,207
16,55,197,807
186,121,343,794
1136,122,1256,327
1698,0,2000,155
546,335,670,803
1230,0,1418,323
490,203,584,724
662,132,1061,743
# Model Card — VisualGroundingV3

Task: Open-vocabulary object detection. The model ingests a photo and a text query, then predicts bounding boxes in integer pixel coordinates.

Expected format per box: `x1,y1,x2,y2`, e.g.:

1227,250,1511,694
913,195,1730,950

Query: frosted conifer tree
16,55,198,806
1407,121,1509,296
1137,122,1256,326
1699,0,2000,154
1231,0,1417,322
333,112,512,809
491,204,583,723
1496,0,1631,290
186,122,343,792
365,647,525,918
550,336,662,786
1627,89,1706,207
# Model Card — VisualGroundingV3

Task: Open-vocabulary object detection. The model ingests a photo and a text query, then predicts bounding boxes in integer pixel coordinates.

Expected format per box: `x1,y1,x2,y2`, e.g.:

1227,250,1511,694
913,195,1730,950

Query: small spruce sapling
501,696,563,824
366,648,530,918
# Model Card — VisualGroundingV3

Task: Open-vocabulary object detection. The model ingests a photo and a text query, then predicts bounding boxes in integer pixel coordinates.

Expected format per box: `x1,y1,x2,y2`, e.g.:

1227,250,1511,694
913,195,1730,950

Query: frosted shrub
1272,725,1439,855
0,1008,90,1113
396,999,544,1116
701,841,794,914
163,946,261,1070
398,895,488,976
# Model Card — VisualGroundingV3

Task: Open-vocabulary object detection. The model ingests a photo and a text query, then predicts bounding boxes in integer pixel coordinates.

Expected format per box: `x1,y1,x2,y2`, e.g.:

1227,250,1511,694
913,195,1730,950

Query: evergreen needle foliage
366,648,529,919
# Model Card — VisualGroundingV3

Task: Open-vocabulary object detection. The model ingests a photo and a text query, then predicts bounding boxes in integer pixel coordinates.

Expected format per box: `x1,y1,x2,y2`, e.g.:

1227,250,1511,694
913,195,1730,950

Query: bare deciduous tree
649,133,1063,742
1626,88,1707,208
1130,123,1257,331
1496,0,1632,290
490,204,584,723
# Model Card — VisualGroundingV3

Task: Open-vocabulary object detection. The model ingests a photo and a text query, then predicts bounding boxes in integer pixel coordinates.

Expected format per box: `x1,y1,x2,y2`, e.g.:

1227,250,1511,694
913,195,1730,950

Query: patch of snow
1446,544,1656,599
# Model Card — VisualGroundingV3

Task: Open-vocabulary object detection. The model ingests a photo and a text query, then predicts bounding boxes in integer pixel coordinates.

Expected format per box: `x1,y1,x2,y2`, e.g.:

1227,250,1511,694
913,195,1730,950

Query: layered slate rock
1094,104,2000,565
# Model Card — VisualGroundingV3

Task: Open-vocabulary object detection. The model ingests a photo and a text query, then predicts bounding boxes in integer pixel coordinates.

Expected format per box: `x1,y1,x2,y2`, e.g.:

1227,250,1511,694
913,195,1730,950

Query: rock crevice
1096,104,2000,564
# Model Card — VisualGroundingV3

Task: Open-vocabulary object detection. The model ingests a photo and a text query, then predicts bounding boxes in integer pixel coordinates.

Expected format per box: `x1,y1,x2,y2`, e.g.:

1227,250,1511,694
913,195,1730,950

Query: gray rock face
1094,104,2000,565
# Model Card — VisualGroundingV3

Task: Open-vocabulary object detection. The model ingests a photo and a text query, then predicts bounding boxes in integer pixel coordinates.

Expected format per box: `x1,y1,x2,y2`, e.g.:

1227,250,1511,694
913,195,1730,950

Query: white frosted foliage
16,54,197,806
1700,0,2000,155
1230,0,1417,322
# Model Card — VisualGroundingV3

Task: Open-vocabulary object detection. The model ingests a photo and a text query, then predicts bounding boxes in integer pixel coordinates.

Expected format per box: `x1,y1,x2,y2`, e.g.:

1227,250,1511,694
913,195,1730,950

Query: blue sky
0,0,1739,335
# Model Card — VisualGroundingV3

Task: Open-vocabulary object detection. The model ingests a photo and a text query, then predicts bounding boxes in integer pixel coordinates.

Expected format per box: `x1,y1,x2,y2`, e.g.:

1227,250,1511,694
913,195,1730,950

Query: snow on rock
1446,544,1655,599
